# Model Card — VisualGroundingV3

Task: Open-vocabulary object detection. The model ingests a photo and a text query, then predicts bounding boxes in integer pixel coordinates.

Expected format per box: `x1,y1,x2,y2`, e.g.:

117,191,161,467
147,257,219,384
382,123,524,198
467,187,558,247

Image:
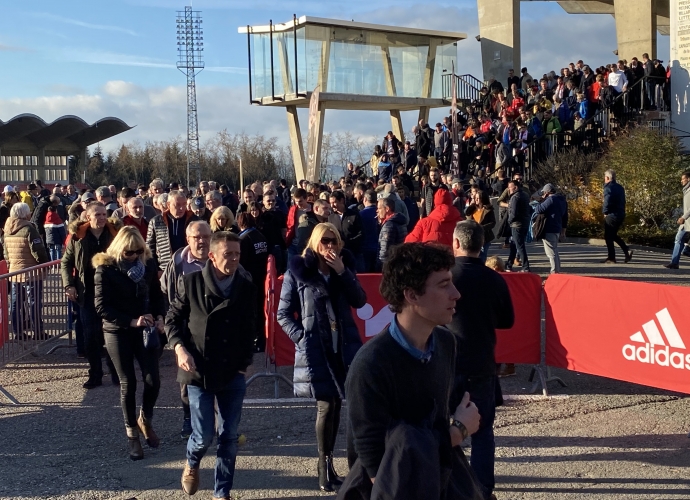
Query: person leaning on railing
93,226,166,461
3,202,50,340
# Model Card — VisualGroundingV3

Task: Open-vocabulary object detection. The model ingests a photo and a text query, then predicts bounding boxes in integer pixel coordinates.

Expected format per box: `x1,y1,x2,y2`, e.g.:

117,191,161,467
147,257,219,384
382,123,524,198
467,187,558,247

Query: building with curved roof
0,114,133,186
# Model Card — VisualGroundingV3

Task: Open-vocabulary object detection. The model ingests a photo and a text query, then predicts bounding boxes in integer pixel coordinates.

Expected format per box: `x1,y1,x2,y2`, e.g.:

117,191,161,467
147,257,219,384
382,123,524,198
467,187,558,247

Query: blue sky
0,0,670,153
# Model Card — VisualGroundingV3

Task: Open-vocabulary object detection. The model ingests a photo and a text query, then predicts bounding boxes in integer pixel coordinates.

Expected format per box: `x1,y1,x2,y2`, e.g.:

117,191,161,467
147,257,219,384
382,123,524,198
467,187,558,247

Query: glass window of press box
249,24,457,100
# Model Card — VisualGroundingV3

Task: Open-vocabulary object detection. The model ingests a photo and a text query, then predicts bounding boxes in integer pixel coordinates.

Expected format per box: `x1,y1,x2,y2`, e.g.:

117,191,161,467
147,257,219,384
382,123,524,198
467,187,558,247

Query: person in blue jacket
277,223,367,492
533,184,568,273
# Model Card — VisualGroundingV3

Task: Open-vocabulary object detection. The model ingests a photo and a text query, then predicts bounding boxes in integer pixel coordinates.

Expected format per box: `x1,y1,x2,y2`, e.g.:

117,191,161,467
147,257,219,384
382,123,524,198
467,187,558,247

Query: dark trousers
361,250,378,273
70,301,85,354
508,225,529,271
105,329,160,428
456,375,497,499
79,301,114,379
316,398,342,456
604,215,629,261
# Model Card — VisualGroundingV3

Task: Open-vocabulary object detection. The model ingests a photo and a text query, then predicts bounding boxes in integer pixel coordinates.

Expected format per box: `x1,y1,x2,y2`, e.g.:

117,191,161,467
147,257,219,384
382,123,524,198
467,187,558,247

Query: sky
0,0,670,155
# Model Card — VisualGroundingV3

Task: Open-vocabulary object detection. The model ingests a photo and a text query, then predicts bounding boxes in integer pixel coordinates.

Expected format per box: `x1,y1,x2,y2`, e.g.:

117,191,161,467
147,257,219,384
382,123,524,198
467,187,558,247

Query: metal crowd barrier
0,259,72,404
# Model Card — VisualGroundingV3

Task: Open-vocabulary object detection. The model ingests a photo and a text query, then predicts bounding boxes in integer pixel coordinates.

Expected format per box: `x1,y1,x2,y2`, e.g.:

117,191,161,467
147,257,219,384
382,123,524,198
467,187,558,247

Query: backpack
528,211,547,242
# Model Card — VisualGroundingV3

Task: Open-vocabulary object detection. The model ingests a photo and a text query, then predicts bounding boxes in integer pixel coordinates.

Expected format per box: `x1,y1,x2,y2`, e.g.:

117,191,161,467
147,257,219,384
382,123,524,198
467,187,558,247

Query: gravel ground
1,242,689,499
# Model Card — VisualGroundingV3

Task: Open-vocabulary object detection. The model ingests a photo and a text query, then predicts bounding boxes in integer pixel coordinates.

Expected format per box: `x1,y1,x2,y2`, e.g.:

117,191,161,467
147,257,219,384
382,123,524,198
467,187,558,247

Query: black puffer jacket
165,260,257,391
277,248,366,399
92,253,165,335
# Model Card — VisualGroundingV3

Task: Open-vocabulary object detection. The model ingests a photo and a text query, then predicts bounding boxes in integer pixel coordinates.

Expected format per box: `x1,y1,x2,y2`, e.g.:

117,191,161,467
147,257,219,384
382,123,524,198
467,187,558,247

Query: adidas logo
622,308,690,369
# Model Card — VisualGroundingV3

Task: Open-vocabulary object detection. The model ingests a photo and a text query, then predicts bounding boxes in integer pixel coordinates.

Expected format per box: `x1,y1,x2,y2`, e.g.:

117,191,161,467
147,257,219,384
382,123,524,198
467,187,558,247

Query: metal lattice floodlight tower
176,6,204,189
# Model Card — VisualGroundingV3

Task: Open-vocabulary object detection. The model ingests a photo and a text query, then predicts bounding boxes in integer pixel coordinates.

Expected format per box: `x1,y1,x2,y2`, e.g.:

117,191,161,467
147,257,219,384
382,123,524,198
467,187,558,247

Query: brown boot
137,411,160,448
126,426,144,461
181,463,200,495
498,363,516,378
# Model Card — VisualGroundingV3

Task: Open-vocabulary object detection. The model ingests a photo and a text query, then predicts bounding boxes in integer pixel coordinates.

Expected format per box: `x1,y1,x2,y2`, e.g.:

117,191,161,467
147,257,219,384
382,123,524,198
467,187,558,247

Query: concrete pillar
670,0,690,146
286,105,306,181
614,0,657,61
38,149,45,184
390,111,405,143
477,0,520,85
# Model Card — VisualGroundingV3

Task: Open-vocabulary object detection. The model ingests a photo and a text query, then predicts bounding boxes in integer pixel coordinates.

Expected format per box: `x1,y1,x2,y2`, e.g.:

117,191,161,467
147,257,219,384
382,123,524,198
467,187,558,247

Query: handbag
143,326,160,350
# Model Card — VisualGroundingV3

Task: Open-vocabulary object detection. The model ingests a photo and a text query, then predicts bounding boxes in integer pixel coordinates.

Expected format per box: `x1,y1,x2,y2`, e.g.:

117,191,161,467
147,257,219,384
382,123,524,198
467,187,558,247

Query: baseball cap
3,185,14,193
81,192,96,202
540,183,556,195
192,196,204,209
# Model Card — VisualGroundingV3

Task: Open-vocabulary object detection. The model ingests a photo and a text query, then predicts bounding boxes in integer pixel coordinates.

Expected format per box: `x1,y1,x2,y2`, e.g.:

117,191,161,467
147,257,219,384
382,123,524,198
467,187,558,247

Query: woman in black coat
277,222,367,492
93,226,165,461
237,212,269,352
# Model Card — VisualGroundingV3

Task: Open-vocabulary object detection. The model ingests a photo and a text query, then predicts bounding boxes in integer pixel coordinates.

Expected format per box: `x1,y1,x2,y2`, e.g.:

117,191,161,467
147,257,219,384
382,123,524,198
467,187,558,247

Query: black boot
318,453,334,492
326,454,343,486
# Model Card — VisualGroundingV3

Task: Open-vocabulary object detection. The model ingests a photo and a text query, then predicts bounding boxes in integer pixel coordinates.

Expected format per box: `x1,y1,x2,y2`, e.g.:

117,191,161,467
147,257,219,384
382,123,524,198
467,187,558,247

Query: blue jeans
47,244,63,261
507,226,529,271
479,241,492,264
670,227,687,266
187,374,246,498
10,281,43,338
456,375,497,499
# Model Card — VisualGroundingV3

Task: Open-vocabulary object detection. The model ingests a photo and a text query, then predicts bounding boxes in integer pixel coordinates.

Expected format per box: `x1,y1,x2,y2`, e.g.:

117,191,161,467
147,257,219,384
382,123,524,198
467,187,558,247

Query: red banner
545,274,690,394
267,270,542,368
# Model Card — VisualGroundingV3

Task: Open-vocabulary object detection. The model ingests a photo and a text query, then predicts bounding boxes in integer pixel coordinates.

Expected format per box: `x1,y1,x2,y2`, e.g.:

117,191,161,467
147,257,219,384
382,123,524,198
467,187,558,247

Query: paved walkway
0,242,689,500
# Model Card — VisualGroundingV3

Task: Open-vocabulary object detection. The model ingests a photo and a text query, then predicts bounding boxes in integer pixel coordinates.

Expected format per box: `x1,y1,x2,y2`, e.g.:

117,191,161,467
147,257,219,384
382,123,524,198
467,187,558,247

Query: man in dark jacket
533,184,568,273
421,167,447,218
449,220,514,500
147,191,198,271
166,231,256,500
602,169,632,264
377,197,407,270
343,243,481,499
328,190,363,256
506,180,531,272
61,202,120,388
415,124,432,159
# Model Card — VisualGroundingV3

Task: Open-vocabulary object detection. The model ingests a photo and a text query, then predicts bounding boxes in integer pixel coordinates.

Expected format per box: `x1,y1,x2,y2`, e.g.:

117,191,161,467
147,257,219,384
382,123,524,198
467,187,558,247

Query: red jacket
405,189,462,247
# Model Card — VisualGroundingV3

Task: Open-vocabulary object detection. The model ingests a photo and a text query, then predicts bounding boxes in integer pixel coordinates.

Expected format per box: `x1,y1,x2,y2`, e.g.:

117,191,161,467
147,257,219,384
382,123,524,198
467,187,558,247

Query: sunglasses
320,237,338,246
124,249,145,257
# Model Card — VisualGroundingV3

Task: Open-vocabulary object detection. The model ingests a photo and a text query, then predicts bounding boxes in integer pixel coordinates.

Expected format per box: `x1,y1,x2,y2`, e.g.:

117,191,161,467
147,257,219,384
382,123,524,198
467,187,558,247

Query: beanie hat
45,210,64,226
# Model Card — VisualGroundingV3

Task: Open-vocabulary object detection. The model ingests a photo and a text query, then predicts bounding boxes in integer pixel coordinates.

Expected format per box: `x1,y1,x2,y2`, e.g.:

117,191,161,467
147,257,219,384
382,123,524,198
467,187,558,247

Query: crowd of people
0,53,670,500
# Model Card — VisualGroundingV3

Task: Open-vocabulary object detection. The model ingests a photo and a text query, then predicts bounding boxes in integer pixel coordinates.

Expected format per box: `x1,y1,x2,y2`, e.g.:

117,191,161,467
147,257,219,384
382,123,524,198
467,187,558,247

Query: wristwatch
450,418,469,441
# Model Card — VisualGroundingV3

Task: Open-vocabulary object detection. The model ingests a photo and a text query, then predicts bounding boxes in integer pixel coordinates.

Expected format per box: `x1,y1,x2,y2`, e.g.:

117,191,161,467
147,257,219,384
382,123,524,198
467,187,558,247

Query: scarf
119,258,146,283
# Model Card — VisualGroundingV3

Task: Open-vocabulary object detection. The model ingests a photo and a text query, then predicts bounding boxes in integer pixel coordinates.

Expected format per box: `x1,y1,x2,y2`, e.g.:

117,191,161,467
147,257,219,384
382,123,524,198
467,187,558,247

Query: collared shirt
389,314,434,363
181,246,206,276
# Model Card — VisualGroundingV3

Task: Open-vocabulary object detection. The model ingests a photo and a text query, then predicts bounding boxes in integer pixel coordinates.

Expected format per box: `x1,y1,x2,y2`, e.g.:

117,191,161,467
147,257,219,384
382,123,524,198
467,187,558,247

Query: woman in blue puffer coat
277,222,366,492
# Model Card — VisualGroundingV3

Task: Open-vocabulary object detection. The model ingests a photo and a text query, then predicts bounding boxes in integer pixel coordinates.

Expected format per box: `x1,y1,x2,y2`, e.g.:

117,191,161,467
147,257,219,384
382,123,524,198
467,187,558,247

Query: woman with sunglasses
277,222,366,492
93,226,165,461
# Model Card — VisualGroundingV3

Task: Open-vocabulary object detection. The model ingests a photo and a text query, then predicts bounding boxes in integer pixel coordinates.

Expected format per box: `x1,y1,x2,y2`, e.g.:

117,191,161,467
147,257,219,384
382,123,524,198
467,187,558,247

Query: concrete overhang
255,92,449,111
238,15,467,42
552,0,669,35
0,114,133,152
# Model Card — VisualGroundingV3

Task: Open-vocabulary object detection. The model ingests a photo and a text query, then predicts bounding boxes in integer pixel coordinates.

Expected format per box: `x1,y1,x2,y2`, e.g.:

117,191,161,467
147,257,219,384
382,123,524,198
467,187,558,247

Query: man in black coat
328,190,363,256
506,179,531,272
602,169,632,264
166,231,256,499
449,221,514,500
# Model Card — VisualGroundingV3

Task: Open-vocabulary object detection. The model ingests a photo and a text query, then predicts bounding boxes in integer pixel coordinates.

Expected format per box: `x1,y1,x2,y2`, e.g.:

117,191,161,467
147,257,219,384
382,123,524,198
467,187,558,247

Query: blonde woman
277,223,366,491
93,226,165,461
209,206,236,233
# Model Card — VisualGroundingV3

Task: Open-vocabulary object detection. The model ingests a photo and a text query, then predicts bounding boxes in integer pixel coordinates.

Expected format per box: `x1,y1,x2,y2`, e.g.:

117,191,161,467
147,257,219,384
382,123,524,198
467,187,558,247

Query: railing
441,73,484,103
0,259,72,404
523,75,670,180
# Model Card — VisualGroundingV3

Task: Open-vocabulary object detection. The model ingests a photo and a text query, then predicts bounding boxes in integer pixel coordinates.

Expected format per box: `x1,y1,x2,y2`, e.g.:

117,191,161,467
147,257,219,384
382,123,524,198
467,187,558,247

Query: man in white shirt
608,60,628,94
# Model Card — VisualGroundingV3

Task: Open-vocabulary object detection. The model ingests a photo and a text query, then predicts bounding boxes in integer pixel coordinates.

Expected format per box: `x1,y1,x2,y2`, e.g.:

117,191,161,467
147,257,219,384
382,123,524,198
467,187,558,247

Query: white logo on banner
622,308,690,369
357,304,394,338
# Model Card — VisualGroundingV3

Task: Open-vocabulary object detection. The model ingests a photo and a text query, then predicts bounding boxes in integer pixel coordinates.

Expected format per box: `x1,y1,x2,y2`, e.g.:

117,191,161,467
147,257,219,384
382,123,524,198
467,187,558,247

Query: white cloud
103,81,141,97
31,12,138,37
